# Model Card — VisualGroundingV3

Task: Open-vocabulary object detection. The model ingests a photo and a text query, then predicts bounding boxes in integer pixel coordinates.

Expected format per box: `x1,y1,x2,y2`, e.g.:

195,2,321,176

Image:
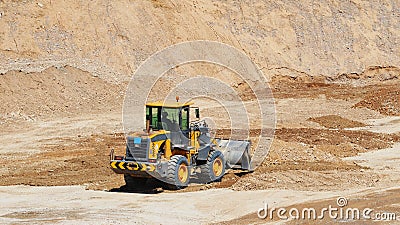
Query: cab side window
181,107,189,131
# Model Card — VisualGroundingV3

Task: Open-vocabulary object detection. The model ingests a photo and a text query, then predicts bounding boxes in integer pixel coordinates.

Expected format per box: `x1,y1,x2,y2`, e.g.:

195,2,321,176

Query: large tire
166,155,190,189
124,175,148,189
199,150,226,183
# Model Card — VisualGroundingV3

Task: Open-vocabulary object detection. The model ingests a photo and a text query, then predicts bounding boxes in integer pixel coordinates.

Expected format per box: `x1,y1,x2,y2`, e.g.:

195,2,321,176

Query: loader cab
145,101,197,136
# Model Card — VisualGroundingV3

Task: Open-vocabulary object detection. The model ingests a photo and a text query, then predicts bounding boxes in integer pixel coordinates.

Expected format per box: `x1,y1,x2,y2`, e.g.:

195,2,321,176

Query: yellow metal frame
142,128,206,164
146,101,194,108
125,101,210,167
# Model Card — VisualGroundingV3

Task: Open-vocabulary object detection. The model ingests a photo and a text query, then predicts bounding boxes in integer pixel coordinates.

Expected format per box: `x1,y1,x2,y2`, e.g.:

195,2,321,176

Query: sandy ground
1,73,399,224
1,1,400,224
3,185,399,224
0,186,342,224
1,139,400,224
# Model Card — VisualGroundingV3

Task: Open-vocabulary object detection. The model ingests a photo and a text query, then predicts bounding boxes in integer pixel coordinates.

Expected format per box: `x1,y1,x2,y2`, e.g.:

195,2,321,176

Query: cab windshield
146,106,189,132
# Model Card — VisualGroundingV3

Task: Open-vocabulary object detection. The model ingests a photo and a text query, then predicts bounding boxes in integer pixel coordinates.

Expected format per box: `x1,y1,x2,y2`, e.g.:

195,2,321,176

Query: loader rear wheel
124,175,148,189
199,150,226,183
166,155,190,189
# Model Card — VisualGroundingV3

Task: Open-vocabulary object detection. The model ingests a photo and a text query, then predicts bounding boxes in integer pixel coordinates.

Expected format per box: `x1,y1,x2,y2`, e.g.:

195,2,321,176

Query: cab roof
145,101,194,108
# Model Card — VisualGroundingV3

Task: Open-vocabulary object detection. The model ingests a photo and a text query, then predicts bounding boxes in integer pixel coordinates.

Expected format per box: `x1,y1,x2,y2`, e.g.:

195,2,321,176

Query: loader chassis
110,101,251,189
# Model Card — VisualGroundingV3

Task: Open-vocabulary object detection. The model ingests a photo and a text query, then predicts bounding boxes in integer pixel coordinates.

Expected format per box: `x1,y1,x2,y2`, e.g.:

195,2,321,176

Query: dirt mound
271,78,400,101
2,127,397,191
271,66,400,86
331,66,400,85
230,169,384,192
354,86,400,116
271,80,358,100
276,128,400,155
308,115,366,129
0,133,126,189
0,66,123,123
228,126,400,192
271,79,400,119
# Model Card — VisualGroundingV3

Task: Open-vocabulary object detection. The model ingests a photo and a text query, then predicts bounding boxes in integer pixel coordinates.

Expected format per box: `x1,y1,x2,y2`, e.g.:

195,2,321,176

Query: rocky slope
0,0,399,83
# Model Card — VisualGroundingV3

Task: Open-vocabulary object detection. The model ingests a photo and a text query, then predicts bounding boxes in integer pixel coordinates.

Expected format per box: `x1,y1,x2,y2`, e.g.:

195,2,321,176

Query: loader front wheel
166,155,190,189
199,150,225,183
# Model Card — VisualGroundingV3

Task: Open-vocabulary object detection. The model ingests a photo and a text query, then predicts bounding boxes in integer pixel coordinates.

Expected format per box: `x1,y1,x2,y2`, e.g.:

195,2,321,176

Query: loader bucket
216,139,253,171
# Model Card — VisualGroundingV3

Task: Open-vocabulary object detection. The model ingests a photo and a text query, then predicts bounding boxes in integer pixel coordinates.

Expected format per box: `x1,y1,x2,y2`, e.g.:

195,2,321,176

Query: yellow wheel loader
110,100,252,189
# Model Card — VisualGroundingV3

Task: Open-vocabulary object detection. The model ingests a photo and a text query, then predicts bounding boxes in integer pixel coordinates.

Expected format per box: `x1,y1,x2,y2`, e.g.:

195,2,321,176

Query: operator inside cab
161,111,179,131
145,101,193,135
